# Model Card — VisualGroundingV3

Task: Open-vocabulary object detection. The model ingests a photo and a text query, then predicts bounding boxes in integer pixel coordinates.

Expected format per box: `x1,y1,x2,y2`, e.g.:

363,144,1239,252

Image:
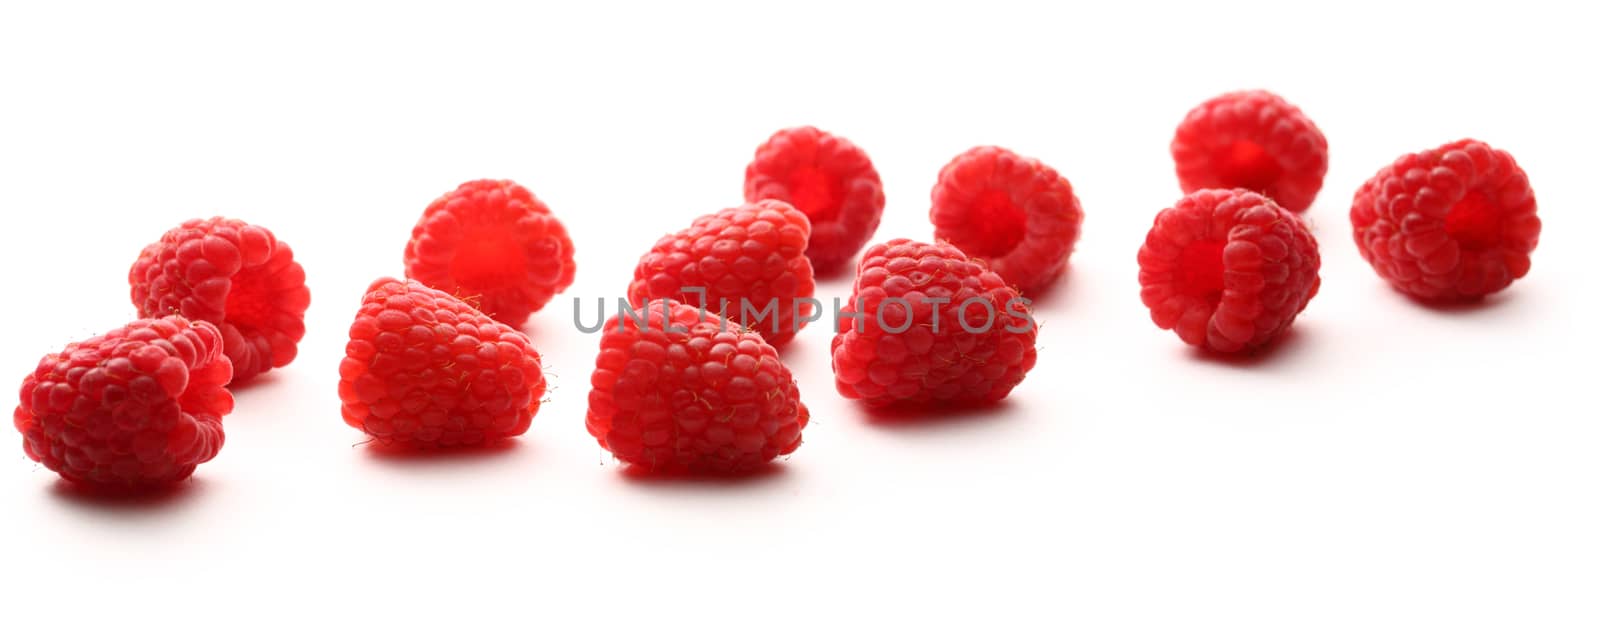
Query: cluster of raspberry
13,90,1540,491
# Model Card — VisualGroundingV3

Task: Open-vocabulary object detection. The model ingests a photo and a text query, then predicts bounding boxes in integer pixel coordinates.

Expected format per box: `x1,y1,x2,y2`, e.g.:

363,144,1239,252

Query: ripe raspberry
338,278,546,449
14,316,233,490
627,200,816,346
1350,139,1541,301
930,146,1084,292
129,217,310,385
586,299,808,473
745,126,885,275
1172,90,1329,213
831,240,1038,408
404,179,577,327
1138,189,1321,353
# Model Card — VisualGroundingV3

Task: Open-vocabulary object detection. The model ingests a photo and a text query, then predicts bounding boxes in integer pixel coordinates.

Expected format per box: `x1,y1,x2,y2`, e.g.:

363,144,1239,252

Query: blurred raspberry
1172,90,1328,212
405,179,576,327
931,146,1083,292
745,126,885,275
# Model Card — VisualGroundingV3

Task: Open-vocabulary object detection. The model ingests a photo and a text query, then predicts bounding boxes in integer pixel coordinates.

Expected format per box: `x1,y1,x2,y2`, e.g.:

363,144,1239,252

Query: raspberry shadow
616,461,792,488
855,398,1019,429
359,437,524,466
1400,288,1519,314
48,477,208,512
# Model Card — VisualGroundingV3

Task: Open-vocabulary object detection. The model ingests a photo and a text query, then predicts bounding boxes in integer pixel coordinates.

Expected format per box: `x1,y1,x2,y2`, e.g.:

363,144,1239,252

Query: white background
2,1,1596,618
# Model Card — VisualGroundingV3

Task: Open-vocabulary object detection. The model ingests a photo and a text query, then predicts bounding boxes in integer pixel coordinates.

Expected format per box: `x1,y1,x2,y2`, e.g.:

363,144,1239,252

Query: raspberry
1137,189,1321,353
129,217,310,385
745,126,885,275
338,278,546,449
404,179,577,327
14,316,232,490
1350,139,1541,301
586,299,808,473
831,239,1038,408
626,200,816,346
1171,90,1329,213
930,146,1084,292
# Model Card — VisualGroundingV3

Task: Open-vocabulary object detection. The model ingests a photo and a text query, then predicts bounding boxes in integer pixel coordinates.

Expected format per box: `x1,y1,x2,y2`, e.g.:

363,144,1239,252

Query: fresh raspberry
1171,90,1329,213
14,316,233,490
627,200,816,346
338,278,546,449
930,146,1084,292
831,239,1038,408
1350,139,1541,301
404,179,577,327
745,126,885,275
129,217,311,385
586,299,808,473
1138,189,1321,353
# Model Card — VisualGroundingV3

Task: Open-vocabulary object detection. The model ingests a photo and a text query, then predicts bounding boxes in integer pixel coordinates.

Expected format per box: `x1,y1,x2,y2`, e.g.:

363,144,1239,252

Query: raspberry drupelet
745,126,885,275
338,278,546,449
15,316,233,490
930,146,1084,292
1172,90,1329,213
129,217,310,385
404,179,577,327
1138,189,1320,353
1350,139,1541,301
586,299,808,474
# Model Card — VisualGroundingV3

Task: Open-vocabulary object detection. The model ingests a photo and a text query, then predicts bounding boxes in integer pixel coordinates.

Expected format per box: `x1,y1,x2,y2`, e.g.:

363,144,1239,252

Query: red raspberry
14,316,233,490
338,278,546,449
586,299,808,473
1171,90,1329,213
129,217,310,385
626,200,816,346
1350,139,1541,301
1138,189,1321,353
404,179,577,327
930,146,1084,292
745,126,885,275
831,240,1038,408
